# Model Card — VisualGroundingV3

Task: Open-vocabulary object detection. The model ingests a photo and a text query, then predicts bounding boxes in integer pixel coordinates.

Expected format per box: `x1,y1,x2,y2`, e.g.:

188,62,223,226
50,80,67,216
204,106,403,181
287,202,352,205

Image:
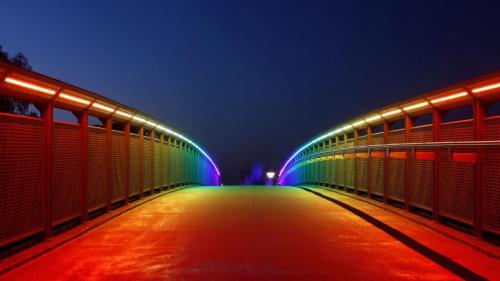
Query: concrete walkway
0,186,493,280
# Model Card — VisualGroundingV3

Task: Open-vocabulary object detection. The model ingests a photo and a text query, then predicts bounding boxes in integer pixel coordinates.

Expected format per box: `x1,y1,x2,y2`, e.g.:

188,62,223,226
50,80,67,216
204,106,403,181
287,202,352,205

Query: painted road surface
0,186,460,280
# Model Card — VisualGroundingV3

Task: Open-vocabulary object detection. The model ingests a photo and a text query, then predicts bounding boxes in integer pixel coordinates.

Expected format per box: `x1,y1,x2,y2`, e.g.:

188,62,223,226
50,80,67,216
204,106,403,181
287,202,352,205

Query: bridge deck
0,186,497,280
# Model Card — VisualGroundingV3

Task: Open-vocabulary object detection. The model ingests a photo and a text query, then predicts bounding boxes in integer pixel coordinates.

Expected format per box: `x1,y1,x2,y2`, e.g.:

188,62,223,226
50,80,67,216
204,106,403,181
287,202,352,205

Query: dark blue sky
2,1,500,183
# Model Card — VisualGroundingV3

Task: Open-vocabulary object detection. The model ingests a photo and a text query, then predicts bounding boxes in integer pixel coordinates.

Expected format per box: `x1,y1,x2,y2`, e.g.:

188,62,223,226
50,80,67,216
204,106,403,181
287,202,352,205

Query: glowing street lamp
266,171,276,179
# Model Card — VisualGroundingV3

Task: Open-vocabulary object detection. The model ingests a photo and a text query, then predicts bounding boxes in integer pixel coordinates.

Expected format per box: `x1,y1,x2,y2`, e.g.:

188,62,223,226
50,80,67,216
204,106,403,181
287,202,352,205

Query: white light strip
115,110,132,118
4,77,56,95
365,114,381,122
352,120,365,127
132,116,146,123
146,120,157,127
402,101,429,111
92,102,114,112
381,108,402,117
430,92,468,104
472,82,500,93
59,93,91,105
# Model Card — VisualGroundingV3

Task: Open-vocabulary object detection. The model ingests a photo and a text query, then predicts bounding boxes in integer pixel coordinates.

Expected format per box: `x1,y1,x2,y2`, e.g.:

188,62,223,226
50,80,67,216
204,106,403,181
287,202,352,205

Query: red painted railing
0,61,220,249
279,71,500,240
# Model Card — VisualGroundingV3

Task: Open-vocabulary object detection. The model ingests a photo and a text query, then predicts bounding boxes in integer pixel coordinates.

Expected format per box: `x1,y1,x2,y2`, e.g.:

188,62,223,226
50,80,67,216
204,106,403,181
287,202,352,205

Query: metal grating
388,129,405,144
162,142,169,186
0,114,44,245
154,140,162,188
143,137,152,192
439,150,474,224
409,157,433,211
129,134,141,196
371,132,384,145
345,158,354,188
369,157,384,196
483,149,500,234
336,159,344,187
441,120,474,141
111,131,126,203
411,125,433,143
388,157,405,202
52,122,82,225
88,127,106,211
484,118,500,140
357,135,367,146
355,157,368,192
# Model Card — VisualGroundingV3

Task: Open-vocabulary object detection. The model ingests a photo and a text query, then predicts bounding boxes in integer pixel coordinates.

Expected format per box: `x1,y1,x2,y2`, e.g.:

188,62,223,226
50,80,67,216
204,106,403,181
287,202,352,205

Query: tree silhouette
0,45,35,116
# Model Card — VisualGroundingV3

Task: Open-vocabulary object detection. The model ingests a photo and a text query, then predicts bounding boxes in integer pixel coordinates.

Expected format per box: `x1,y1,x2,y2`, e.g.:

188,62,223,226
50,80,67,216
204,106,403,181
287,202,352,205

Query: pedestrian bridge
0,61,499,280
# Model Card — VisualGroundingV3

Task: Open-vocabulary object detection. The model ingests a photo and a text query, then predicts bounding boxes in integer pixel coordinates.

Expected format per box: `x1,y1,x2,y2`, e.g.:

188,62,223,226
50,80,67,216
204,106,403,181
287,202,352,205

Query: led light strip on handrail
279,77,500,177
1,74,220,177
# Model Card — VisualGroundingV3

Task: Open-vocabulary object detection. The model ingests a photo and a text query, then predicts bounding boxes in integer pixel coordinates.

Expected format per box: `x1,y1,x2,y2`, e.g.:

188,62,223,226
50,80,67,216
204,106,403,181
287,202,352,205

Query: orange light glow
472,82,500,93
115,110,132,118
430,91,468,104
59,93,91,105
92,102,114,112
4,77,56,95
381,108,402,117
403,101,429,111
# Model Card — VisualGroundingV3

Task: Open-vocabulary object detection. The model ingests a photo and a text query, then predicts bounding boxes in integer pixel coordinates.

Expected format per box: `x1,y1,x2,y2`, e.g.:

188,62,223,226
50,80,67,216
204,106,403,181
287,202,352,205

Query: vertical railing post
124,121,130,203
104,117,112,211
432,108,442,221
138,126,144,198
367,125,373,198
473,96,485,238
344,132,348,191
353,129,359,194
42,100,53,239
383,121,390,204
159,133,164,190
335,135,340,189
150,129,155,192
149,128,156,190
78,109,88,222
404,114,413,211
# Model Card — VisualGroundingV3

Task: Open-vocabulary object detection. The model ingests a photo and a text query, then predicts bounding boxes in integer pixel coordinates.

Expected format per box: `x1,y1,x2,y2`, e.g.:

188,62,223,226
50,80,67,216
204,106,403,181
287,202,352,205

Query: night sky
2,1,500,184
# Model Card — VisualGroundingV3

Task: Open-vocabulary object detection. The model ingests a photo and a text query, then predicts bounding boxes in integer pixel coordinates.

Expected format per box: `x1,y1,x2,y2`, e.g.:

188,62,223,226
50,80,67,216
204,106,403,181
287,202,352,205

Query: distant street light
266,171,276,179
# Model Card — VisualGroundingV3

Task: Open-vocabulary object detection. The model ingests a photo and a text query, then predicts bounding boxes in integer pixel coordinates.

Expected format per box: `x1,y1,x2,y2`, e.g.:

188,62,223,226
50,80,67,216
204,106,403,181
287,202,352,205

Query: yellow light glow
352,120,365,127
4,77,56,95
59,93,91,105
146,120,156,127
133,116,146,123
341,124,352,131
115,110,132,118
430,92,468,104
365,114,381,122
403,101,430,111
472,82,500,93
381,108,402,117
92,102,114,112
